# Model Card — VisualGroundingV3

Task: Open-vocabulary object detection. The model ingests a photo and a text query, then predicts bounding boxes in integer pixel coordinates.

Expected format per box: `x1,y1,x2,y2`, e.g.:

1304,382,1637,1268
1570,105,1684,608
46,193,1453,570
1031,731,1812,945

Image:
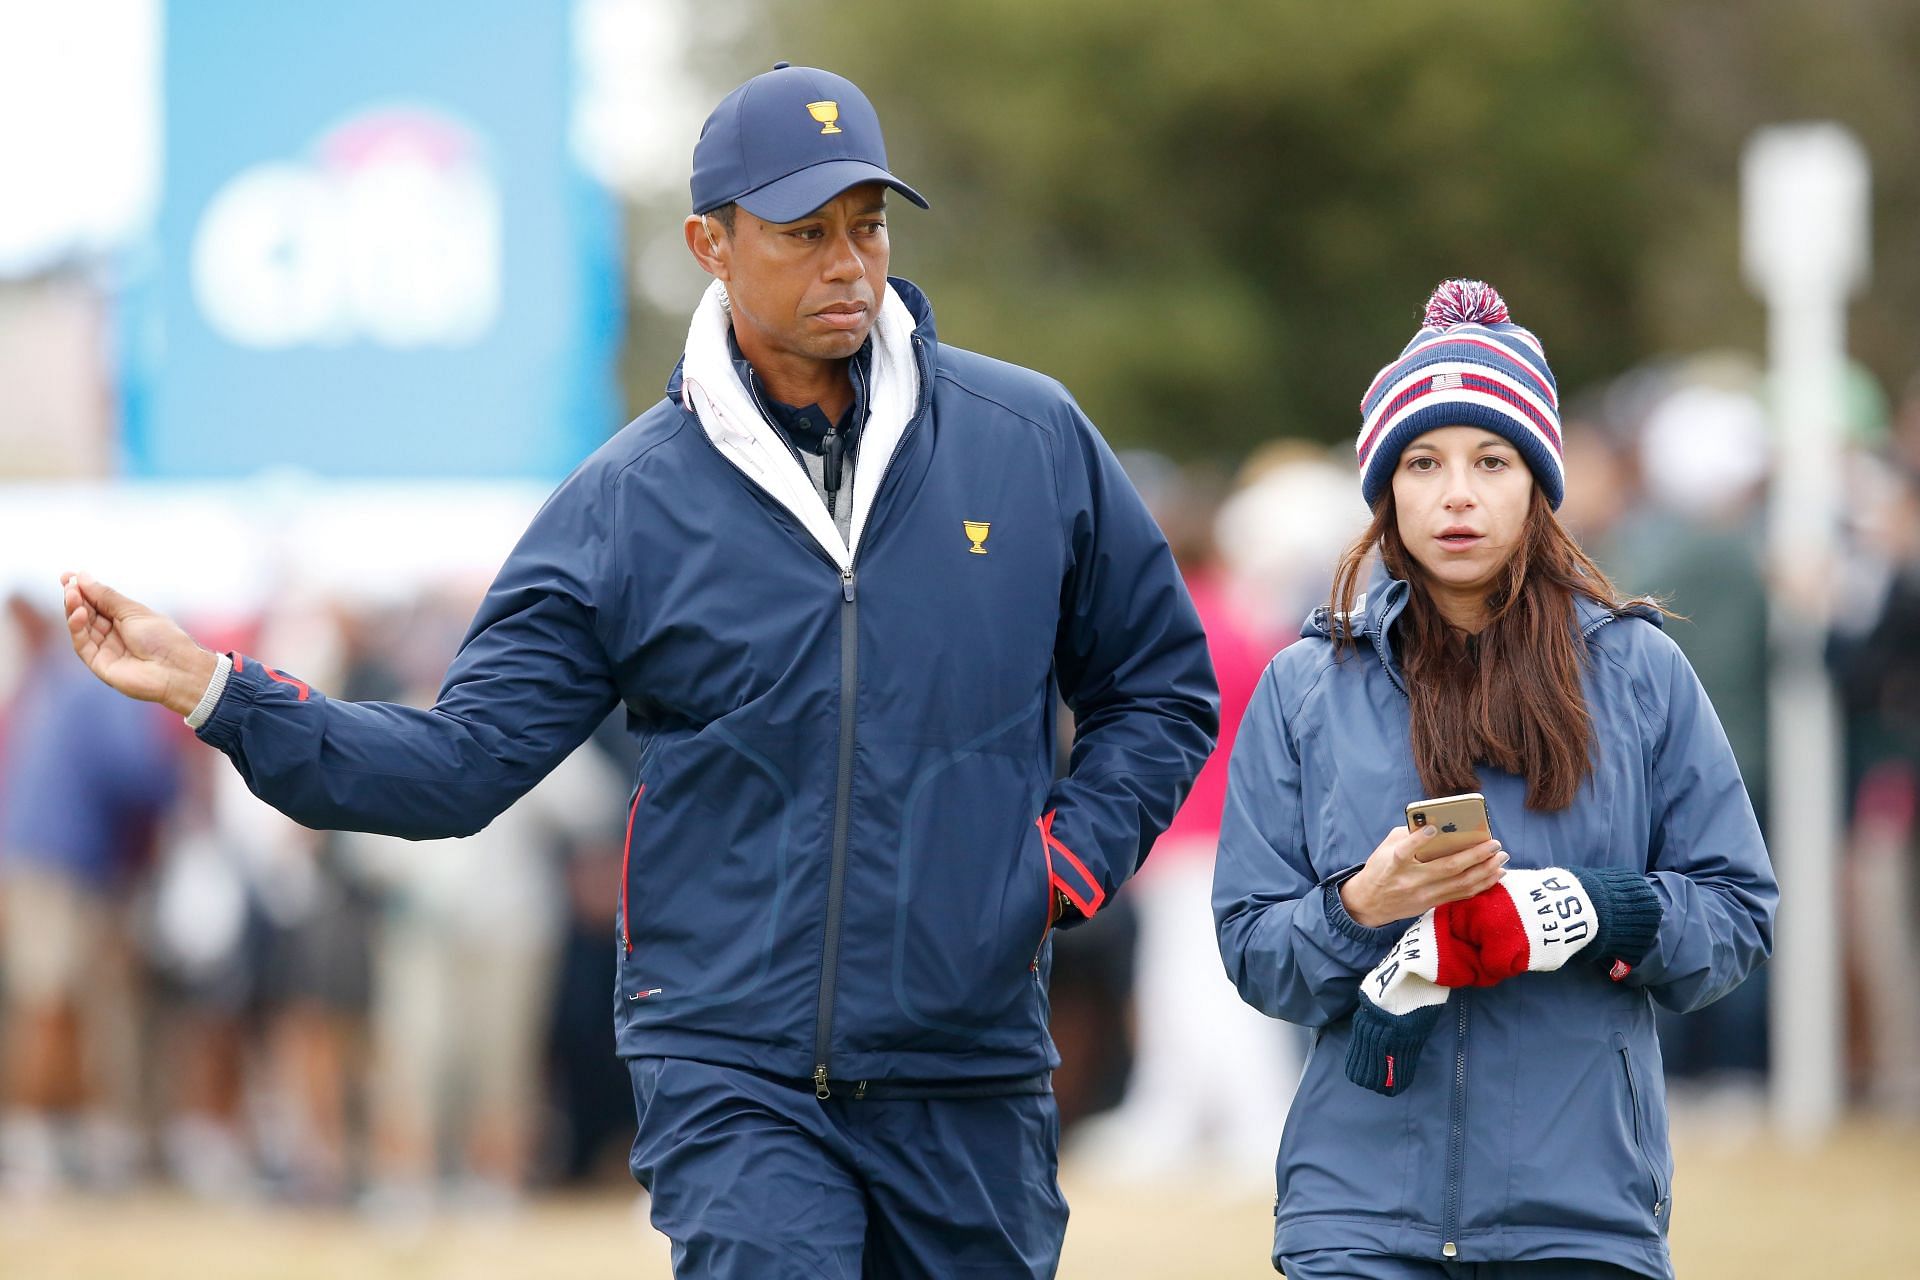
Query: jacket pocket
619,781,647,954
890,748,1049,1041
1030,814,1057,972
1613,1032,1668,1226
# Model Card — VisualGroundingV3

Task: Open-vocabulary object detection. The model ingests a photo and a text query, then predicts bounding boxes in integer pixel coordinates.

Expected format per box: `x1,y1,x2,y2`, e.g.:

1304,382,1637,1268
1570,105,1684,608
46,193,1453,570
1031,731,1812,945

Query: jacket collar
1302,560,1410,688
1302,559,1660,691
665,275,938,405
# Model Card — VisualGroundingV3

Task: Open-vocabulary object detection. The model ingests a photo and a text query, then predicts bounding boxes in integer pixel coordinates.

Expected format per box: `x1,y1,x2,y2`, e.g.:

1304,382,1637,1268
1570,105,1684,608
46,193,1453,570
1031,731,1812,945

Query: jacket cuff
183,652,233,729
1322,865,1409,947
193,653,266,753
1573,867,1665,975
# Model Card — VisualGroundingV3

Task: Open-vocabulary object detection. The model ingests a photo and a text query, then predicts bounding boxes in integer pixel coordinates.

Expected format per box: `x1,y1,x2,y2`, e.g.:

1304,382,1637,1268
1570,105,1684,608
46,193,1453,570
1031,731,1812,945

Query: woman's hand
1338,825,1508,929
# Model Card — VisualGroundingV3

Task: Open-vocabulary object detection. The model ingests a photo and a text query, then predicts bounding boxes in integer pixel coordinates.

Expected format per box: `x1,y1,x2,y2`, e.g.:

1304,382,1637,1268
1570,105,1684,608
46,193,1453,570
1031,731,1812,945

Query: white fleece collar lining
679,280,920,570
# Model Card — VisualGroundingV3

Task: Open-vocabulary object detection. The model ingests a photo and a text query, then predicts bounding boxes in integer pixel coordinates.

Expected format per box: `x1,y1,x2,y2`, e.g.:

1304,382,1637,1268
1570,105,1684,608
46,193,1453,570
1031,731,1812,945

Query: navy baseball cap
690,63,928,223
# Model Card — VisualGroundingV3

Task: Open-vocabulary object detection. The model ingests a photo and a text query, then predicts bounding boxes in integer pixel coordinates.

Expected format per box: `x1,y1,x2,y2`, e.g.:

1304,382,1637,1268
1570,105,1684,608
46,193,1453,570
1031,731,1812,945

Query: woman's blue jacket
1214,566,1776,1277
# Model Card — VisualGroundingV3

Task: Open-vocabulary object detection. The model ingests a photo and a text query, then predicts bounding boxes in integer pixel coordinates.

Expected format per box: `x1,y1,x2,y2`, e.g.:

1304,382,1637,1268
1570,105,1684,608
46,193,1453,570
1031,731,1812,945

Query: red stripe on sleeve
262,667,311,701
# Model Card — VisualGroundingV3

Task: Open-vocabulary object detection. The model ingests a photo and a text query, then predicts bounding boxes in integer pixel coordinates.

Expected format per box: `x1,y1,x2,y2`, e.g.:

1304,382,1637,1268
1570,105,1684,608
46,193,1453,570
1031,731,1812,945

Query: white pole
1741,124,1870,1144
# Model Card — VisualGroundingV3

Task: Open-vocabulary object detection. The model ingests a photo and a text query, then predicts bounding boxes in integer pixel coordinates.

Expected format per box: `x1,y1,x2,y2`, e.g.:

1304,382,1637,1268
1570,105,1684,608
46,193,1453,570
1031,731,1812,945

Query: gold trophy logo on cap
963,521,991,555
806,101,842,134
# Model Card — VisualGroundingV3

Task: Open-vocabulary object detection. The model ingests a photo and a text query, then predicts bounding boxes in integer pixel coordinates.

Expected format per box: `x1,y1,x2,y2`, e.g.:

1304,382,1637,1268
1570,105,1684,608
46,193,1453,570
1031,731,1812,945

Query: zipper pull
814,1065,832,1100
822,426,845,507
841,568,856,602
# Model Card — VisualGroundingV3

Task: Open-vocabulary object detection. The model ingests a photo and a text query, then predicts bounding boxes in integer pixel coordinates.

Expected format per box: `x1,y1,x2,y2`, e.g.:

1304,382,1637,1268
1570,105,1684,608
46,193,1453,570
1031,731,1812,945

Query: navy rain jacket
1214,566,1776,1278
195,278,1218,1090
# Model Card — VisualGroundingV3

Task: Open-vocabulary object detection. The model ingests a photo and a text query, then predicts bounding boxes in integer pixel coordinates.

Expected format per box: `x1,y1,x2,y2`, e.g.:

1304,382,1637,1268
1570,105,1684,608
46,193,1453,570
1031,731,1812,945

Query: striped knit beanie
1356,280,1564,509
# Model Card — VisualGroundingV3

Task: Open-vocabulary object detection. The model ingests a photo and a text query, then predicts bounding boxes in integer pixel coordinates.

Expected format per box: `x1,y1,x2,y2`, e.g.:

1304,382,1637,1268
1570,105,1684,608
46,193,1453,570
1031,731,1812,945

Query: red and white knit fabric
1354,278,1565,510
1360,869,1600,1017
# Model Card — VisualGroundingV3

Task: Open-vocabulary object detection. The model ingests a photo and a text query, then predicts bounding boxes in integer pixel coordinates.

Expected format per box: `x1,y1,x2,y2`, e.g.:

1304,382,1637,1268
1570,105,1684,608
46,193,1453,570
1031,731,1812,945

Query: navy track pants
626,1057,1069,1278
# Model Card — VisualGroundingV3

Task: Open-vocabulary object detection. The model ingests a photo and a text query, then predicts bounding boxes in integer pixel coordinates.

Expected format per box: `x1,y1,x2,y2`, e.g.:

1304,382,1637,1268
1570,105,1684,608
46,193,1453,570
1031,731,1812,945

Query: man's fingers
75,573,141,621
69,614,100,666
64,593,95,648
59,574,120,669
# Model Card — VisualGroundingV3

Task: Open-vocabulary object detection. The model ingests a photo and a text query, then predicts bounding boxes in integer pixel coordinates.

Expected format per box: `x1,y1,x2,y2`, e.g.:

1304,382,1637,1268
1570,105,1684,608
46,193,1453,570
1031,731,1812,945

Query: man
63,63,1216,1276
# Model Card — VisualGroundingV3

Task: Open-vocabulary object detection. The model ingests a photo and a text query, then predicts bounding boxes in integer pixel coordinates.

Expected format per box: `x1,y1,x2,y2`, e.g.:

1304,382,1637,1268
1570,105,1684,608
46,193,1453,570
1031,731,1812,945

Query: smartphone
1405,792,1493,862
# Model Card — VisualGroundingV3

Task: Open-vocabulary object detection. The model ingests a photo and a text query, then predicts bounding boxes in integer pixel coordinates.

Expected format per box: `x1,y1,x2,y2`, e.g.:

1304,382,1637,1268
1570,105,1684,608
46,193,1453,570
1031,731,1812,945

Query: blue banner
122,0,620,479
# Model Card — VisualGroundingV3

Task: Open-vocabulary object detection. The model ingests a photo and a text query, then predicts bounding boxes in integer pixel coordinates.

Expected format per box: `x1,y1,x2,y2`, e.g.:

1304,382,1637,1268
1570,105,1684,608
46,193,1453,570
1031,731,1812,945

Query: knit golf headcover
1442,867,1664,988
1346,867,1664,1096
1345,910,1452,1097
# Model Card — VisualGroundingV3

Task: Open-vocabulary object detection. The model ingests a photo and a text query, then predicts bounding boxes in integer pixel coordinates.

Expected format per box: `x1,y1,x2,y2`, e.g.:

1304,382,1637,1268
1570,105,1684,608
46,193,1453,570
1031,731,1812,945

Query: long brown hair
1329,486,1644,812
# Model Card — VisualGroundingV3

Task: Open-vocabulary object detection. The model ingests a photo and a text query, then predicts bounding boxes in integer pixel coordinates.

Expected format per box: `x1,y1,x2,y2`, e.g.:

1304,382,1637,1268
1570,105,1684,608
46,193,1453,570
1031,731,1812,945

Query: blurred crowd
0,584,642,1216
2,357,1918,1212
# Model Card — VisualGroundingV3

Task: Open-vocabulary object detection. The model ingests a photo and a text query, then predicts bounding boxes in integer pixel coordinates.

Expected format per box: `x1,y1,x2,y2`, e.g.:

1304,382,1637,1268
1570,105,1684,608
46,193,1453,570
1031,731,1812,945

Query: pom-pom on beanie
1356,279,1564,509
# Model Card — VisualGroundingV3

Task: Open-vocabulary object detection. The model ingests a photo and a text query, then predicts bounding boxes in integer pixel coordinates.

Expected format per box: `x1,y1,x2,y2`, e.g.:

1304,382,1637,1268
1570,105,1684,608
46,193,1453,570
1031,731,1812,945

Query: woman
1213,281,1777,1279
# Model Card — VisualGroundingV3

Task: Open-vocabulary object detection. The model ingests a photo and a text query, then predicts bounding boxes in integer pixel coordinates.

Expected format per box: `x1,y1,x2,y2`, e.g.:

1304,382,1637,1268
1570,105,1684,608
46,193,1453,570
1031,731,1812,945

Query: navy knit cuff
1322,869,1408,947
1345,999,1445,1097
1573,867,1664,970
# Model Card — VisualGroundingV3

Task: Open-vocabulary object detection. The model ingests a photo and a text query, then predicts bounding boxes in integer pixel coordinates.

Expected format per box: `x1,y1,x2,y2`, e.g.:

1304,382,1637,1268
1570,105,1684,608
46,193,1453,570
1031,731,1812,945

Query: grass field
0,1118,1912,1277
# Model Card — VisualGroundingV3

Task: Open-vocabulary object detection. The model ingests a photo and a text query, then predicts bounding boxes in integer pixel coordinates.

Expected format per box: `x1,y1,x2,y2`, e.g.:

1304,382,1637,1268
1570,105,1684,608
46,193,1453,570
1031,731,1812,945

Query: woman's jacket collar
1303,560,1663,688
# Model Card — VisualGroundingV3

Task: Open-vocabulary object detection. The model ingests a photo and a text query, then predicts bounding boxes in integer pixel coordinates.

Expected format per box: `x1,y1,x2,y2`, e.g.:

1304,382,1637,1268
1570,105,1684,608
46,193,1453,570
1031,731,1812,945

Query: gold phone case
1405,792,1492,861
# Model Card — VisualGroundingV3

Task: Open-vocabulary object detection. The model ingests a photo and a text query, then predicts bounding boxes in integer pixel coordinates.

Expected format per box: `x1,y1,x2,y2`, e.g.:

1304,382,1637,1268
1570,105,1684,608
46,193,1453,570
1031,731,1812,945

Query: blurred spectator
1893,371,1920,480
147,750,269,1203
1832,382,1920,1114
1,593,180,1195
1212,444,1363,648
248,592,368,1204
1072,459,1301,1186
346,719,623,1218
1609,374,1774,1086
1552,396,1643,569
544,740,642,1185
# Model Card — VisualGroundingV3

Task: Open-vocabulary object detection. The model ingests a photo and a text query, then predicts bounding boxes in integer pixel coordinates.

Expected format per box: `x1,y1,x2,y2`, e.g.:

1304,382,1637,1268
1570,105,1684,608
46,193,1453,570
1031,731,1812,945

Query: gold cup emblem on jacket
964,520,991,555
806,100,842,134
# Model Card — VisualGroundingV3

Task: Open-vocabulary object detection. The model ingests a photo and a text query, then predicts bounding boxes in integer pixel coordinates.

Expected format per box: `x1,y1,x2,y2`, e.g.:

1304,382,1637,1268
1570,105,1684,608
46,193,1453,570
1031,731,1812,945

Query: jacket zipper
1360,599,1625,1257
1441,991,1469,1259
813,563,860,1100
619,783,646,953
1428,617,1614,1258
1619,1043,1667,1219
810,332,928,1101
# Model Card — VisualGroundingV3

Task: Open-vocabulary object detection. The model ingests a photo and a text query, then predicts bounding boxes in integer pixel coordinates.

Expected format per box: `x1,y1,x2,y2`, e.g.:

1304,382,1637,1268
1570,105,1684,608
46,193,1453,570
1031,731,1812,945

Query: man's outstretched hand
62,573,218,718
